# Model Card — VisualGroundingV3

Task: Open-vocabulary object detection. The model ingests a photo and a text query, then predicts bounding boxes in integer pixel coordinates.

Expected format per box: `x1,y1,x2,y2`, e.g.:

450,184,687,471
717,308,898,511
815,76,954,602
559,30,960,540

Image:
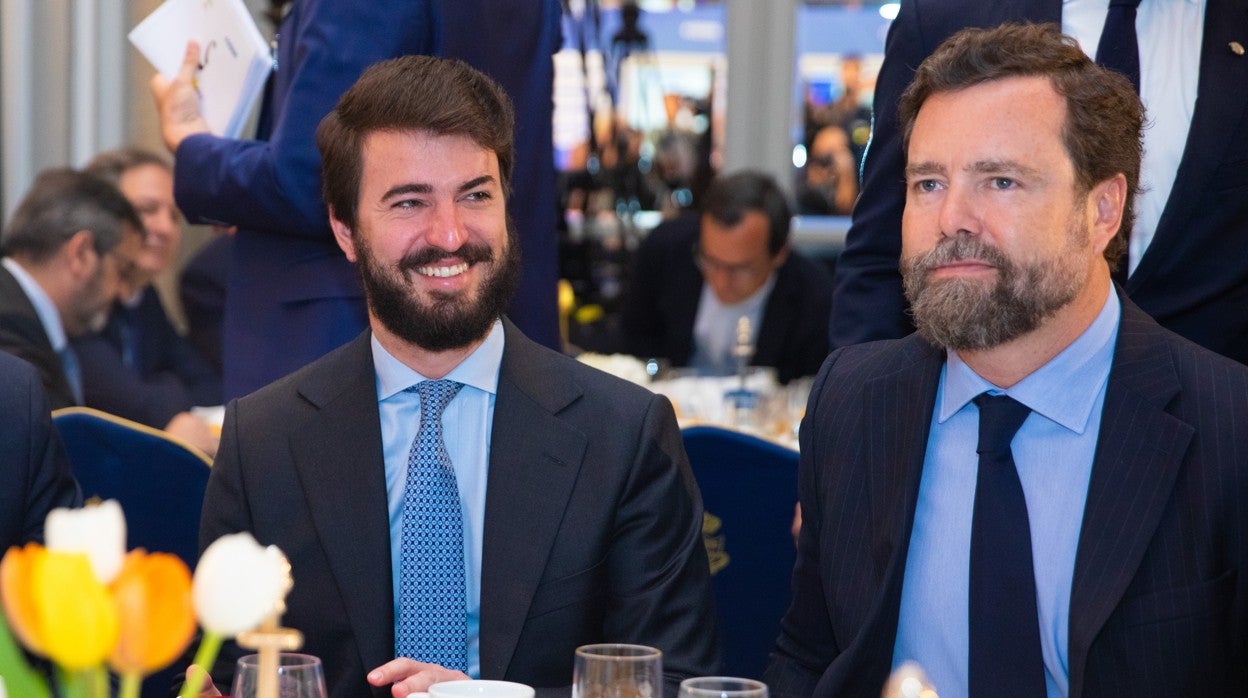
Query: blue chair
682,425,799,680
51,407,211,569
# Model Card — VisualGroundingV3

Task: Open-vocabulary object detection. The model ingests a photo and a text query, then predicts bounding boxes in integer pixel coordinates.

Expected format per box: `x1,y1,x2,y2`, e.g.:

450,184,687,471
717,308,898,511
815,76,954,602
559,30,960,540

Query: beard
901,222,1089,351
355,228,520,353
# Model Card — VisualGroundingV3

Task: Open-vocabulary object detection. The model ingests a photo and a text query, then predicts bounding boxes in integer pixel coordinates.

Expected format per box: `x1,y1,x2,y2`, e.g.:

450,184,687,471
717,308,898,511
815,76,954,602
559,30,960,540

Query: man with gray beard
766,23,1248,698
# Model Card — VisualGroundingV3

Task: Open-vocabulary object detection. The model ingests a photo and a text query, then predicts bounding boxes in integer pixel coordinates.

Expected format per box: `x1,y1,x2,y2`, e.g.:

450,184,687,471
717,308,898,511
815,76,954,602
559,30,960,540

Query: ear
328,208,358,263
1088,173,1127,257
62,230,98,277
771,243,791,269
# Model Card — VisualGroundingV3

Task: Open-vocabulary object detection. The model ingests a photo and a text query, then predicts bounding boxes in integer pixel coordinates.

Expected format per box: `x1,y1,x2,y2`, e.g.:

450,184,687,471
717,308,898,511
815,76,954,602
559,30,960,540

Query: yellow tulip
0,544,119,670
108,551,195,676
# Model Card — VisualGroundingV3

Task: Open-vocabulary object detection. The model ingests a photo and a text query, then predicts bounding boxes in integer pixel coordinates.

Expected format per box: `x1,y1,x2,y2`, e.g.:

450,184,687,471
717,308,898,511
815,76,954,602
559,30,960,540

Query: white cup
408,680,536,698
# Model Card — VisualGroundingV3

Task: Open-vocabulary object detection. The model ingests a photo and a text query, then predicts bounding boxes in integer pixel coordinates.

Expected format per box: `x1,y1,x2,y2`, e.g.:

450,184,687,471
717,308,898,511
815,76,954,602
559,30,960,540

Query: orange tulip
108,551,195,676
1,544,47,656
0,545,118,670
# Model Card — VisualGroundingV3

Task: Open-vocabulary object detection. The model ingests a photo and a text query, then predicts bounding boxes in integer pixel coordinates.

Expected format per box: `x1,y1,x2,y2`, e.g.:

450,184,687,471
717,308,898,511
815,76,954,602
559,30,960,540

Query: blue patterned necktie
395,379,468,670
58,345,83,405
968,393,1044,697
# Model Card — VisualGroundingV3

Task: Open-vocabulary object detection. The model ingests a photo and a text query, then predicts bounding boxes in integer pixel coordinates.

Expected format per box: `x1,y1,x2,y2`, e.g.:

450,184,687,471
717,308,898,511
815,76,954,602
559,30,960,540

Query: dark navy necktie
396,379,468,671
969,393,1045,698
1095,0,1144,94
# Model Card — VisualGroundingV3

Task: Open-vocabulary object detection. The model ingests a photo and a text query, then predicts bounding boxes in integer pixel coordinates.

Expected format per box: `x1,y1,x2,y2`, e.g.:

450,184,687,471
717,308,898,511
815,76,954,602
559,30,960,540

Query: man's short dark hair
897,22,1143,267
317,55,515,230
83,147,172,186
702,170,792,256
1,168,142,264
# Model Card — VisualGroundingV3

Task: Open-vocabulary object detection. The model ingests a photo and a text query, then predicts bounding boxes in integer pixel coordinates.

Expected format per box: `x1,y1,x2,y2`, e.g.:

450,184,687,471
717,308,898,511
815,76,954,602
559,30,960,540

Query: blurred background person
178,227,231,377
0,169,142,411
620,170,831,383
150,0,563,401
796,124,858,215
72,147,221,455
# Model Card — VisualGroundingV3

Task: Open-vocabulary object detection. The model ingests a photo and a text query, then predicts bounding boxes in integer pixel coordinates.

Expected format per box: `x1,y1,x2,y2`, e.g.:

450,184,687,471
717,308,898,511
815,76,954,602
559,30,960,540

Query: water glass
677,677,768,698
231,652,328,698
573,643,663,698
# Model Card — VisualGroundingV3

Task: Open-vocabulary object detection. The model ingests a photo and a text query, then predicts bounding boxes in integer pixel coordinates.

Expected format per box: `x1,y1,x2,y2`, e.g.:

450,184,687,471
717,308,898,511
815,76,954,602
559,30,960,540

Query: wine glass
231,652,328,698
573,643,663,698
677,677,769,698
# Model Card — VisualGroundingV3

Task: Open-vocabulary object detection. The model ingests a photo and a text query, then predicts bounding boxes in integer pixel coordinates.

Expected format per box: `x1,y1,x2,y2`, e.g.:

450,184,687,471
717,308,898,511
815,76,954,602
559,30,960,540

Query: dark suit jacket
766,294,1248,697
201,320,720,698
0,351,81,550
174,0,563,401
179,232,230,376
829,0,1248,365
0,265,77,410
72,285,221,428
621,214,833,383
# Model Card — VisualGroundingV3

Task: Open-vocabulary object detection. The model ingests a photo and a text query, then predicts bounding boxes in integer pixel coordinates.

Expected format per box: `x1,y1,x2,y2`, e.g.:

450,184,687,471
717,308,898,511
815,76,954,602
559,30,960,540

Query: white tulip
44,499,126,583
193,533,293,636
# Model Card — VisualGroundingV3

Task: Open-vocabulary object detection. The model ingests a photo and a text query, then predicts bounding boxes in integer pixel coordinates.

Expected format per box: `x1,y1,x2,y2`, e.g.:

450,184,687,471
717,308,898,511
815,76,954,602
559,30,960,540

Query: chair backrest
682,425,799,680
52,407,211,569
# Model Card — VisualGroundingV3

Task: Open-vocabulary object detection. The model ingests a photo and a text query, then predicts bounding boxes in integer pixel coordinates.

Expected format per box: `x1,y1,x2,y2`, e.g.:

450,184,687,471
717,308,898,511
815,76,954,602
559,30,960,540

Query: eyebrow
380,175,497,202
904,159,1040,179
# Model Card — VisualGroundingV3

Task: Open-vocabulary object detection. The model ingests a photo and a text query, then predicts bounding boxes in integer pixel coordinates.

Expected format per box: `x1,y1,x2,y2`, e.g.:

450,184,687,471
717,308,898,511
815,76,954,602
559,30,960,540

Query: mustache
398,243,495,271
907,235,1011,273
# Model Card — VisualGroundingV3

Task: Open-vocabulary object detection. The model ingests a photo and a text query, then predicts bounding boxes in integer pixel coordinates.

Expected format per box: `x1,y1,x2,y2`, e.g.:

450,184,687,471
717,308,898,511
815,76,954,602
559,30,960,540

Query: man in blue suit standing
768,24,1248,697
829,0,1248,365
151,0,563,400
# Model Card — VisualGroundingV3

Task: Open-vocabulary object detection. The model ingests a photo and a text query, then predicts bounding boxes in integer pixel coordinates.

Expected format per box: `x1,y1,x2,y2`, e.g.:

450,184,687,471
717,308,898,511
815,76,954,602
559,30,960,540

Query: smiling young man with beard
195,56,718,698
765,23,1248,698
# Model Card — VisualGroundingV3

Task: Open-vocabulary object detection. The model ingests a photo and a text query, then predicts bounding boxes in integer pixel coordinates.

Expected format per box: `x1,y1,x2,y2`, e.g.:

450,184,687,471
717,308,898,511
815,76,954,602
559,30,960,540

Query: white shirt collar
2,257,68,351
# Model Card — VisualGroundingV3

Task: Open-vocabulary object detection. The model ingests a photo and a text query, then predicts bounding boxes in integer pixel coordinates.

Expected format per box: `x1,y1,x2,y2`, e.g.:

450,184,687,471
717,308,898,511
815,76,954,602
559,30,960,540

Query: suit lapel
864,338,943,584
1066,301,1193,696
1128,0,1248,288
288,334,396,676
478,321,588,678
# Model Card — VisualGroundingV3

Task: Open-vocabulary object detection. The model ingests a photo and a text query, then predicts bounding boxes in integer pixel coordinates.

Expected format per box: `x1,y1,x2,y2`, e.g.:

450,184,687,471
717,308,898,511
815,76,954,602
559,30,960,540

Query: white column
723,0,799,196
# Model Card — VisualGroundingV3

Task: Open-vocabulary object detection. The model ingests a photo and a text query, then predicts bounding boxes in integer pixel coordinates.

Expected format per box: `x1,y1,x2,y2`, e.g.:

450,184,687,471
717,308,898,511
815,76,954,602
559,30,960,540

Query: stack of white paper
129,0,273,138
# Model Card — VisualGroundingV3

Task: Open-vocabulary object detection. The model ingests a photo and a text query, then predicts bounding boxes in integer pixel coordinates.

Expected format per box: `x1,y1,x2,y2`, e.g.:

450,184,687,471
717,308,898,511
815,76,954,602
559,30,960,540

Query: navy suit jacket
73,285,222,428
201,320,720,698
0,351,81,550
829,0,1248,364
0,265,77,410
767,294,1248,696
621,214,834,384
174,0,562,400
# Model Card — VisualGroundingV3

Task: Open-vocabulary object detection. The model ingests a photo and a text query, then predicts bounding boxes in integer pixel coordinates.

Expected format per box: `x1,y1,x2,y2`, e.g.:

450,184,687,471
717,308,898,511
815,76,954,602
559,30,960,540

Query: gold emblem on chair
702,512,730,575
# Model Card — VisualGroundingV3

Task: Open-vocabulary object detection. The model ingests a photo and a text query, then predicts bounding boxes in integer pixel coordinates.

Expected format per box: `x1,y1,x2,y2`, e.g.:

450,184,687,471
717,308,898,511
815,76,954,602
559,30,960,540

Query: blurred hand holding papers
129,0,272,138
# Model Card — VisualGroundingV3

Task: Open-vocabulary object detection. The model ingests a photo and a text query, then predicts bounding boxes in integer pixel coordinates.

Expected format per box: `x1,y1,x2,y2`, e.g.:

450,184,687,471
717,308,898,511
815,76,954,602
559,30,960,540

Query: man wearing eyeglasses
620,170,832,383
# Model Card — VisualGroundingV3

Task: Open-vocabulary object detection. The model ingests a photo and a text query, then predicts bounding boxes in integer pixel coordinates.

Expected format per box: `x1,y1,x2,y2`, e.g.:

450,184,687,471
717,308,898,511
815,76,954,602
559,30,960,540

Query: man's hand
150,41,212,152
165,412,219,458
368,658,470,698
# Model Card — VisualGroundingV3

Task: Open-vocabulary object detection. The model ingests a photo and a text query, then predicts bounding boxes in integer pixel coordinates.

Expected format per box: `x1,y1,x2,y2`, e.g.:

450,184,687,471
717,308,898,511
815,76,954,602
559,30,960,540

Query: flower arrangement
0,501,292,698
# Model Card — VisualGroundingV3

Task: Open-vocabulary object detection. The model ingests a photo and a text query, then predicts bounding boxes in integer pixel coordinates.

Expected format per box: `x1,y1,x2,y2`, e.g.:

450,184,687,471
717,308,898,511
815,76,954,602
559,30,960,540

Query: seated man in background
621,170,832,383
73,148,220,454
0,168,142,410
767,24,1248,697
197,55,718,697
0,350,82,549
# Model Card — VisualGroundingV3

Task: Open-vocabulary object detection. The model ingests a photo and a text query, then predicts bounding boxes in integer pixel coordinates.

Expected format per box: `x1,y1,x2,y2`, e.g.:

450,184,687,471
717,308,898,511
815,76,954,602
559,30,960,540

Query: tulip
179,533,292,698
45,500,126,584
109,551,195,698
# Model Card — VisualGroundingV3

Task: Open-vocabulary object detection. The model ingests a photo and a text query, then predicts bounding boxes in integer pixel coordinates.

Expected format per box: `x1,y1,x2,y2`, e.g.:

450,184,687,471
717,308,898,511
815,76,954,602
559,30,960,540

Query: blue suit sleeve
828,0,925,347
173,0,437,239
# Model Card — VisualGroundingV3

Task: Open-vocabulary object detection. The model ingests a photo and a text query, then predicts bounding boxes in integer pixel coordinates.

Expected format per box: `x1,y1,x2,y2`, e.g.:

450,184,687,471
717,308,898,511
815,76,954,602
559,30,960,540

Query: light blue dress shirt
893,288,1120,698
373,319,504,679
690,273,775,375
